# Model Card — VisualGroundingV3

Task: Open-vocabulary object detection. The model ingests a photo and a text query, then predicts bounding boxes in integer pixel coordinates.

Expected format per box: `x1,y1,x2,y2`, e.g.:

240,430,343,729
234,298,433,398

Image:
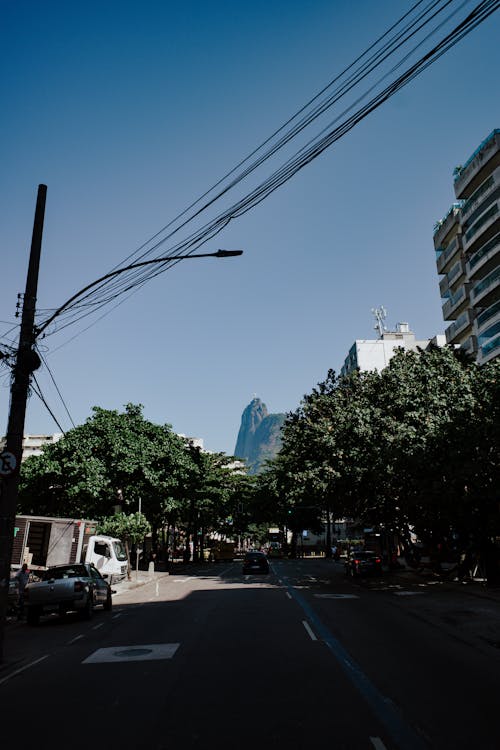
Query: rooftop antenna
371,306,387,337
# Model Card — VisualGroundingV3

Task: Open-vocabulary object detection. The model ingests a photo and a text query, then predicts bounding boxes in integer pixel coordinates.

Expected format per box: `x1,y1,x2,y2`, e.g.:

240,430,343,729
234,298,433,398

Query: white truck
11,515,128,584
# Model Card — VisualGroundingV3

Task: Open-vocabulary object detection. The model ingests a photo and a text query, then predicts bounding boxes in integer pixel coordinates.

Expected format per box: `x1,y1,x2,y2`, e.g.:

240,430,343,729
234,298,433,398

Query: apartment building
0,433,64,462
434,129,500,364
340,321,444,377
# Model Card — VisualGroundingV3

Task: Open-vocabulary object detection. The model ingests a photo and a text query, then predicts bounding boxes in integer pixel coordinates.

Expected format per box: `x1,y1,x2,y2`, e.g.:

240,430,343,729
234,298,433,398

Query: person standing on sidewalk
14,563,30,620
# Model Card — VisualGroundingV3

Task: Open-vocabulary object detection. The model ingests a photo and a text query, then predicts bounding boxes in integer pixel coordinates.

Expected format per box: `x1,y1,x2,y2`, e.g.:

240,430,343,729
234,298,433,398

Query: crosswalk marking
314,593,359,599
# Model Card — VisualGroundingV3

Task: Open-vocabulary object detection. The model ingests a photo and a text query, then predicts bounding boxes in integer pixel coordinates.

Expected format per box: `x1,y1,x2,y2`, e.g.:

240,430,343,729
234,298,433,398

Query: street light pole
0,191,242,661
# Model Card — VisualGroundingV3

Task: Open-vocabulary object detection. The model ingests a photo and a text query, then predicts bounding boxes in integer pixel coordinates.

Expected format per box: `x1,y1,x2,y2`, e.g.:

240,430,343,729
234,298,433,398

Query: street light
35,248,243,337
0,184,243,661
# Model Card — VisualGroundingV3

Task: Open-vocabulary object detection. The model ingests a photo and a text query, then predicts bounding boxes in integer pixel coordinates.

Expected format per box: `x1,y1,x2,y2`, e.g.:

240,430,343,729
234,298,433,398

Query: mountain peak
234,398,285,474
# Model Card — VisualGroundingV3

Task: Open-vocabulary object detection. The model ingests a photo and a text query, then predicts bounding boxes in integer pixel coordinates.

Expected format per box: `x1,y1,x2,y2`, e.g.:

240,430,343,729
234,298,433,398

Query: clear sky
1,0,499,456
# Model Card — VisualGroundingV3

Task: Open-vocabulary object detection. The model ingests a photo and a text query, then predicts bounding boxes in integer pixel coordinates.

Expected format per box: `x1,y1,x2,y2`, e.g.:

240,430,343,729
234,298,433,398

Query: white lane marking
302,620,317,641
286,591,292,599
68,634,85,644
92,623,104,630
0,655,49,686
314,594,359,599
112,613,122,619
370,738,388,750
82,643,180,664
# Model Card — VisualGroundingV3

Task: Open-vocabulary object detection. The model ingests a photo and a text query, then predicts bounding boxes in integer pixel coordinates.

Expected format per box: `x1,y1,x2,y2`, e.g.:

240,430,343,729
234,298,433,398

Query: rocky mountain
234,397,285,474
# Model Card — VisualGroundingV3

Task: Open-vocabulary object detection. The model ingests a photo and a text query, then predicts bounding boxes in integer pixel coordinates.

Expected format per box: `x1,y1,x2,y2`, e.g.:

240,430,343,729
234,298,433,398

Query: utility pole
0,184,47,662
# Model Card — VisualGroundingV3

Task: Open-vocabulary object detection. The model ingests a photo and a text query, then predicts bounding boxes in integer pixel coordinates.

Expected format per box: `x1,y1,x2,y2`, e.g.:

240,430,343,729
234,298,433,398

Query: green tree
266,346,499,568
19,404,190,525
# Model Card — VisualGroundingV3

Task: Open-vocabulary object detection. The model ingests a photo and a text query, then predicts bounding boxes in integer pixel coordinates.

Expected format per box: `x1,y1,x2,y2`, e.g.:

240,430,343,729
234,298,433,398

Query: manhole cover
83,643,180,664
114,648,153,657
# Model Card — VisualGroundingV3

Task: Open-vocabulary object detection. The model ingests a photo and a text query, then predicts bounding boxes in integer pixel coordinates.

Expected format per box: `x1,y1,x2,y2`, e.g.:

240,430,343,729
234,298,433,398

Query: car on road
344,550,382,577
24,562,112,625
267,542,283,558
242,551,270,574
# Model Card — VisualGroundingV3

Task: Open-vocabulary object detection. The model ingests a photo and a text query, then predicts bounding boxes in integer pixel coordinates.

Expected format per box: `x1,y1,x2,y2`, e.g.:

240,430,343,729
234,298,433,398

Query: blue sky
1,0,499,456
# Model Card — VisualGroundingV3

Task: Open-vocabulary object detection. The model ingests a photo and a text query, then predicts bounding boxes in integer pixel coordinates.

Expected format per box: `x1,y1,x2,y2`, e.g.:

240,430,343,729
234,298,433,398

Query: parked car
267,542,282,559
242,551,270,574
24,562,112,625
344,550,382,577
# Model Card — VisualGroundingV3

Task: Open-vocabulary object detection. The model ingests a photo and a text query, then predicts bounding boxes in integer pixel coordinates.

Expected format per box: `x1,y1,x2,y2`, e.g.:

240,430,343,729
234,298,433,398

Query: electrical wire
35,348,77,428
35,0,498,342
36,0,456,332
31,375,67,435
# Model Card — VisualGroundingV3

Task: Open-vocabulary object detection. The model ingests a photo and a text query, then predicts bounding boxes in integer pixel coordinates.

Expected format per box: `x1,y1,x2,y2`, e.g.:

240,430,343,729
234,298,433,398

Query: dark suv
242,551,270,574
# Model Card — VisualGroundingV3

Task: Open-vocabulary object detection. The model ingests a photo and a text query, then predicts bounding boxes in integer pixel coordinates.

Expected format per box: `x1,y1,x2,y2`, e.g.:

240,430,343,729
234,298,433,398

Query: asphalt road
1,558,499,750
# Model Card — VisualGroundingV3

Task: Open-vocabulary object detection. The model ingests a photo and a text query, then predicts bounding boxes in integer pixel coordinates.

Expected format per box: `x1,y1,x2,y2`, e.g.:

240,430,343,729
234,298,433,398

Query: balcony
436,234,462,275
442,284,468,320
463,200,499,253
445,309,474,344
460,168,499,223
439,258,466,297
471,266,500,308
480,332,500,364
454,129,500,199
467,232,500,281
433,204,462,246
476,298,500,334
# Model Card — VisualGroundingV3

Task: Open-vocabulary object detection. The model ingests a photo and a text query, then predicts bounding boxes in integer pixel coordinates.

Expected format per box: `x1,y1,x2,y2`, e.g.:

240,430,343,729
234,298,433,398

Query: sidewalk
386,558,500,603
112,568,170,594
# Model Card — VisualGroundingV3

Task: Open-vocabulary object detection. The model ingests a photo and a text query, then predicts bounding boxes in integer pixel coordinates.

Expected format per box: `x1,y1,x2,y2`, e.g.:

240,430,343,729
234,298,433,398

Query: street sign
0,452,17,476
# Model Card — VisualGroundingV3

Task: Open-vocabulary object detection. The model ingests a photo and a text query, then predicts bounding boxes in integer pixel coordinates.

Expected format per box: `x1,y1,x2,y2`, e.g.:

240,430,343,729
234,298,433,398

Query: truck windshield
113,541,127,561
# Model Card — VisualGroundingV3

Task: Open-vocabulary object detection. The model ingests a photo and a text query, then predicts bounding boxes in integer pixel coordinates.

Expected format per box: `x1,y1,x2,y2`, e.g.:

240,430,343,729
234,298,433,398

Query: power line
35,0,499,343
31,375,67,435
35,349,76,428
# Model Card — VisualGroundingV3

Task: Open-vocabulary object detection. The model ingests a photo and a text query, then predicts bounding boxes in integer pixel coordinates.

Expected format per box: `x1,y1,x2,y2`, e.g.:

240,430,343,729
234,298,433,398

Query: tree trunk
125,539,132,580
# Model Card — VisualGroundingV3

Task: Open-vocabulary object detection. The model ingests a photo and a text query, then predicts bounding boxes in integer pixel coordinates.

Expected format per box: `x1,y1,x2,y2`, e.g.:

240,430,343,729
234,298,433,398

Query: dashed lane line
0,655,49,686
302,620,318,641
370,738,388,750
68,634,85,644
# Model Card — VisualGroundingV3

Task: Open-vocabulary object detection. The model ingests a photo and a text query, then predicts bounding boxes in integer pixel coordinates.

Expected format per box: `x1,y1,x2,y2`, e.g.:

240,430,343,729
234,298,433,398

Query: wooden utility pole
0,184,47,662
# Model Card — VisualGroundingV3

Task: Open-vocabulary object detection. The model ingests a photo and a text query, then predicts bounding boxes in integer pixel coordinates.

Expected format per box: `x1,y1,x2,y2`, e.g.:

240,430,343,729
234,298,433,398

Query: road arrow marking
393,591,424,596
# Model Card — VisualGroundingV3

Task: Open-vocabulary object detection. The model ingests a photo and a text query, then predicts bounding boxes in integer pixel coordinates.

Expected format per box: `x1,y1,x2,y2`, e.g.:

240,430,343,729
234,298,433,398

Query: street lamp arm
35,249,243,337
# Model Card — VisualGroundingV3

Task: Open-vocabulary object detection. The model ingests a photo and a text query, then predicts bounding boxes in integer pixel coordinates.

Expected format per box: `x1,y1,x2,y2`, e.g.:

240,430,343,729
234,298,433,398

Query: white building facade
0,433,64,462
340,322,445,377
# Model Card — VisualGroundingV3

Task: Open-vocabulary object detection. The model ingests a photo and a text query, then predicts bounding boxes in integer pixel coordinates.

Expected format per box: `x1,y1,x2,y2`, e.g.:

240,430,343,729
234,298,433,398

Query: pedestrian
15,563,30,620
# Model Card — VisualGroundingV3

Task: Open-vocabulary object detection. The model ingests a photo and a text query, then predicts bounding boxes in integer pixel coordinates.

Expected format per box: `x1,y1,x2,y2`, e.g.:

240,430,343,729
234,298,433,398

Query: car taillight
74,581,84,592
354,559,360,565
375,557,381,563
